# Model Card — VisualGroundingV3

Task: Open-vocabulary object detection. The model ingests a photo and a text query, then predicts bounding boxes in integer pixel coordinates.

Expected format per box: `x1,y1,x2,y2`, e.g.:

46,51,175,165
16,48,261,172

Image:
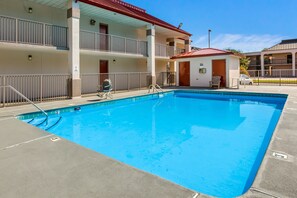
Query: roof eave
78,0,192,36
171,52,234,60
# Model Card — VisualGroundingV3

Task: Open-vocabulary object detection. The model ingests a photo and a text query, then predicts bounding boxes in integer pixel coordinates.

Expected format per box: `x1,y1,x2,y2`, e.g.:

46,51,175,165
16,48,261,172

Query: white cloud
192,34,287,52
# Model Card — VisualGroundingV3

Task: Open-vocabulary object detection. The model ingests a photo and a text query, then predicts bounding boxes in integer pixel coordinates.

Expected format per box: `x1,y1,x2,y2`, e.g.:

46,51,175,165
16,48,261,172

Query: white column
173,61,178,86
147,24,156,85
173,61,177,73
292,52,296,76
185,37,191,53
176,61,179,86
260,53,265,76
67,0,81,97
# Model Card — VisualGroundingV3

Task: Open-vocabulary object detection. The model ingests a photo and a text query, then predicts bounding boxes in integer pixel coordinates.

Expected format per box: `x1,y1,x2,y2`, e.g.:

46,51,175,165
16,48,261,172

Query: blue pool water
19,91,287,197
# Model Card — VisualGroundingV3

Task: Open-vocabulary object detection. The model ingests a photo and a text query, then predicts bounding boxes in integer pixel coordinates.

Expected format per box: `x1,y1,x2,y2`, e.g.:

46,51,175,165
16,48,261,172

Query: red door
179,62,190,86
99,24,109,51
99,60,109,86
212,59,226,87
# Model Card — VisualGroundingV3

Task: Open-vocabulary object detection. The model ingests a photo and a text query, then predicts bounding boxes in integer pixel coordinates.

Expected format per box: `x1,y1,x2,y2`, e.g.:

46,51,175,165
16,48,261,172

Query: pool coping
1,87,297,198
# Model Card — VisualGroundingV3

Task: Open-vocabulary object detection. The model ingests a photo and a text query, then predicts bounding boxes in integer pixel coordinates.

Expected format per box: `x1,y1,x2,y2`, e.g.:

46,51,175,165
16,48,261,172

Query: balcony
249,60,261,66
0,15,68,49
80,30,147,56
264,58,292,65
0,15,186,58
155,43,186,58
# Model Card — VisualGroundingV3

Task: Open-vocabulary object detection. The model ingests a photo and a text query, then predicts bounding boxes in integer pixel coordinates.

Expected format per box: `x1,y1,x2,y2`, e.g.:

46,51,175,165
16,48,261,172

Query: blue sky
125,0,297,52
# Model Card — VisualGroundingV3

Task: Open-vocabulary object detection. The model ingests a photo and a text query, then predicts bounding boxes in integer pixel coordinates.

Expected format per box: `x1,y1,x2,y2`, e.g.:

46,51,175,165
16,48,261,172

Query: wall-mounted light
28,7,33,14
28,55,33,61
90,19,96,26
113,59,116,64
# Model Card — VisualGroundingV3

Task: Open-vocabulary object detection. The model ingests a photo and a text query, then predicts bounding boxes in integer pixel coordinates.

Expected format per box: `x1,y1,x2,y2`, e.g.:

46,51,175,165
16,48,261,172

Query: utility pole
208,29,211,48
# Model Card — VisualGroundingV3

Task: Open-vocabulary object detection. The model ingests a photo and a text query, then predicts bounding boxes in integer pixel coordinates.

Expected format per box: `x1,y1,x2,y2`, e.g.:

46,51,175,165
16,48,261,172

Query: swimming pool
19,90,287,197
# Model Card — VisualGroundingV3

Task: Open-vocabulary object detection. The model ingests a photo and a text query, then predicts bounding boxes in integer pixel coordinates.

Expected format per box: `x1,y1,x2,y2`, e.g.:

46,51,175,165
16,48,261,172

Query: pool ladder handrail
1,85,48,124
148,84,164,94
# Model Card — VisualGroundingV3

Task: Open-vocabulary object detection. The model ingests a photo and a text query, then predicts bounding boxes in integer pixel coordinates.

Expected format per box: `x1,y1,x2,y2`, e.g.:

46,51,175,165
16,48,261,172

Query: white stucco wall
227,56,240,88
0,48,169,75
0,0,66,26
176,55,240,88
0,49,68,74
80,55,147,73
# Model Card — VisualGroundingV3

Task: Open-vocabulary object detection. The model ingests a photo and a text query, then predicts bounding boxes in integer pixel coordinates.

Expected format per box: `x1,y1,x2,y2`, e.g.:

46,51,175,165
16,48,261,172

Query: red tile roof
79,0,191,36
171,48,235,59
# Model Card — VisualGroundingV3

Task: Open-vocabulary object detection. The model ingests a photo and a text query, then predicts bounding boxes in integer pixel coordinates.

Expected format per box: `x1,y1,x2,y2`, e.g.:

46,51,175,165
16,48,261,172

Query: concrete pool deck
0,86,296,198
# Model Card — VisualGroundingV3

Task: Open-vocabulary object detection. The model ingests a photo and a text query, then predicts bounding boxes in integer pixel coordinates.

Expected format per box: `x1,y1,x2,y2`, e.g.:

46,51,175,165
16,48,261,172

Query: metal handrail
148,84,164,94
1,85,48,123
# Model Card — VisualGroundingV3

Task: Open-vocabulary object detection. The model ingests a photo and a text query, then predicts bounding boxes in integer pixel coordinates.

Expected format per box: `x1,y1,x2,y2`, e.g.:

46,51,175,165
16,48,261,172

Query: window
287,54,292,64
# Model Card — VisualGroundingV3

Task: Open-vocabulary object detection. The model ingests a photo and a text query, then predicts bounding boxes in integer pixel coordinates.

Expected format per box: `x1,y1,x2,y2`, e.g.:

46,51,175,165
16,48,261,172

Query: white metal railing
0,72,177,106
0,74,71,107
155,44,186,57
81,72,176,95
80,30,148,56
246,69,297,86
176,47,186,55
81,72,150,94
155,43,169,57
264,58,293,65
0,15,68,48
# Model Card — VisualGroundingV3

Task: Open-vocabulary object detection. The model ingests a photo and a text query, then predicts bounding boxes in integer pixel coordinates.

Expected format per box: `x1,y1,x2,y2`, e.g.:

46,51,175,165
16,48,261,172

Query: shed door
179,62,190,86
212,59,226,87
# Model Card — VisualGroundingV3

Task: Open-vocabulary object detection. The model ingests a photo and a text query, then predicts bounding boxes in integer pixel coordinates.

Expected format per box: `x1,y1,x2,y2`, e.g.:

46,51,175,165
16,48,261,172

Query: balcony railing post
40,75,43,102
124,37,127,53
279,70,282,86
2,76,6,107
127,73,130,91
15,18,18,43
42,23,45,45
94,32,97,51
257,70,260,86
114,73,116,93
109,35,112,52
139,72,141,90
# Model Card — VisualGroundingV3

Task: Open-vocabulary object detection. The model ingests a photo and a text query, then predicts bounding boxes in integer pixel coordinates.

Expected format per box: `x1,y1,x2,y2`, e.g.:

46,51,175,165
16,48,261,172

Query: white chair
209,76,221,88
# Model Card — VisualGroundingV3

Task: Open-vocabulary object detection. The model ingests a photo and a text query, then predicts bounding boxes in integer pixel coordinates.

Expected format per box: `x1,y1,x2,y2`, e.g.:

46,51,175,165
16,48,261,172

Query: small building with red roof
172,48,240,88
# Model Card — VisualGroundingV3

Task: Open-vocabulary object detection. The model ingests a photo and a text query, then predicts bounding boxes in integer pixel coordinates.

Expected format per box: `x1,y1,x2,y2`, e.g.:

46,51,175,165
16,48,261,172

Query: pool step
23,117,47,126
23,116,62,131
44,116,62,131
